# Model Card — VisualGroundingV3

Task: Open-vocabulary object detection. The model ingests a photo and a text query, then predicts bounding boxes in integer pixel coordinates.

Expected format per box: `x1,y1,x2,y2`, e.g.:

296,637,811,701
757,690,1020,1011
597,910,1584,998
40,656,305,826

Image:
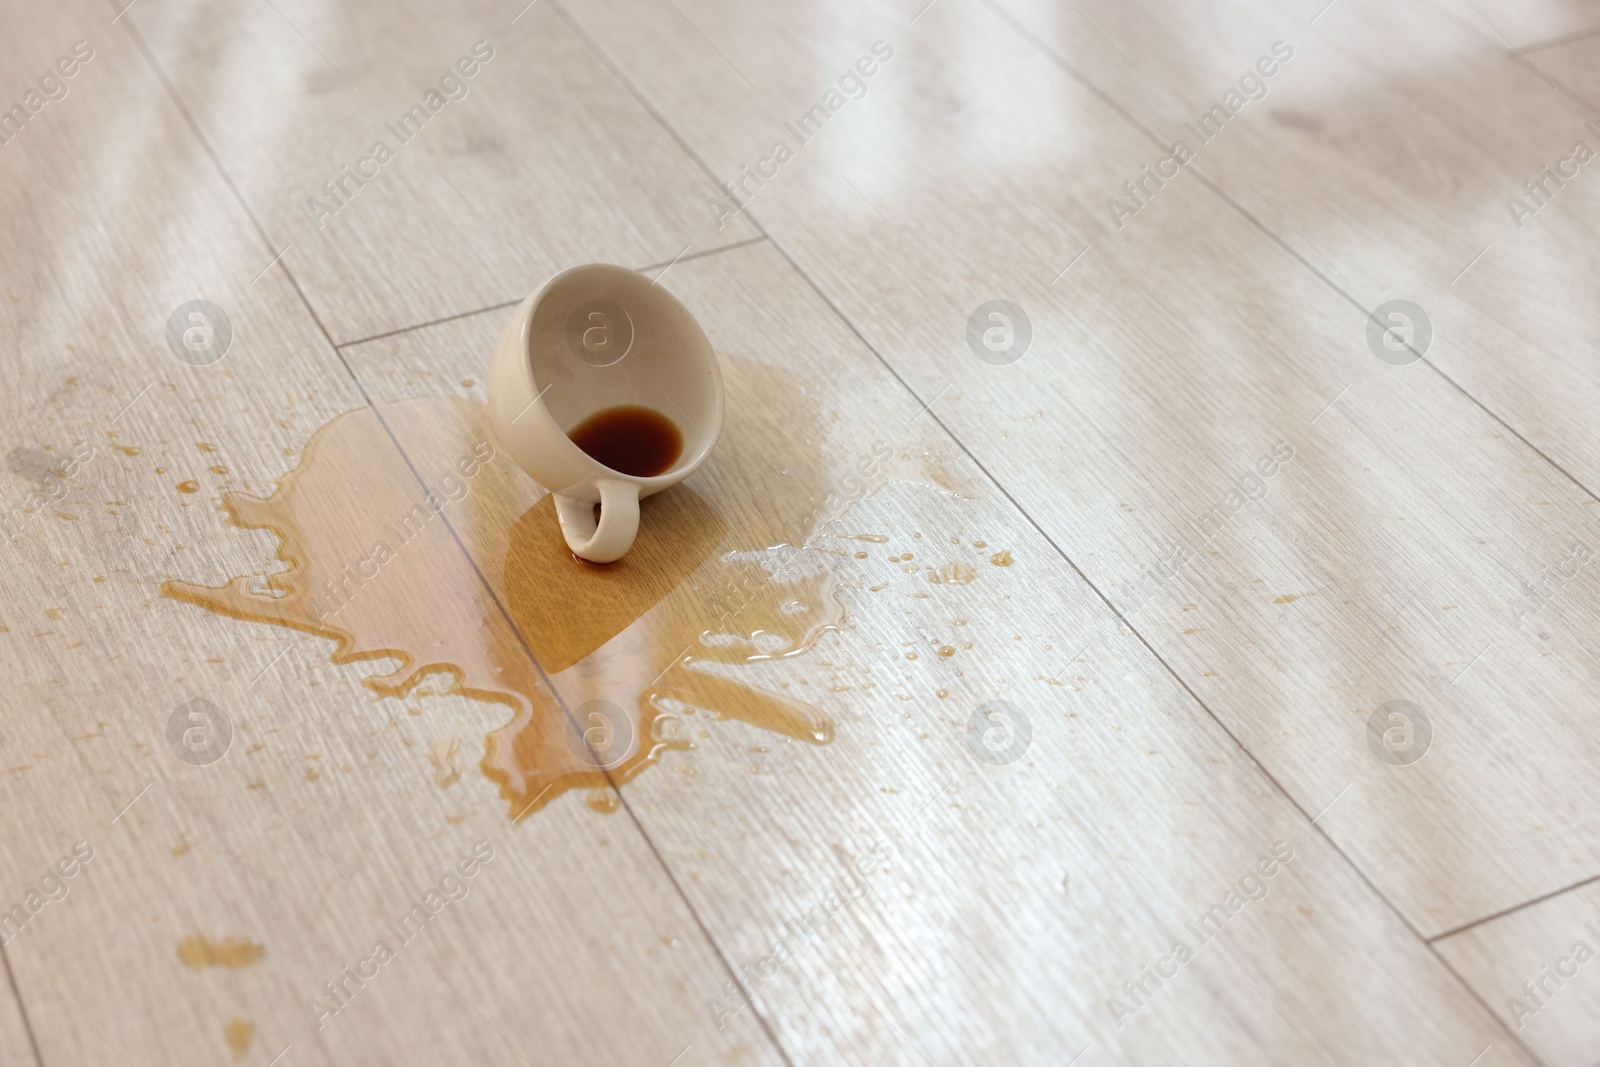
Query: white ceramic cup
488,263,724,563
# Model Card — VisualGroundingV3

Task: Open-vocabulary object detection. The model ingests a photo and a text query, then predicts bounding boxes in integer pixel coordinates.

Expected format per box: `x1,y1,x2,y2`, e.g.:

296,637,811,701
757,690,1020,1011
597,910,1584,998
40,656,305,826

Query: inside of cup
527,265,718,477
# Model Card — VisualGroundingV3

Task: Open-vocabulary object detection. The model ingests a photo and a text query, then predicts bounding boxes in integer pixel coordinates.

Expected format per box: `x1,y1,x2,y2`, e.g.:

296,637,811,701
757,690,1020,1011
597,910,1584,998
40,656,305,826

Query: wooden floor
4,0,1600,1063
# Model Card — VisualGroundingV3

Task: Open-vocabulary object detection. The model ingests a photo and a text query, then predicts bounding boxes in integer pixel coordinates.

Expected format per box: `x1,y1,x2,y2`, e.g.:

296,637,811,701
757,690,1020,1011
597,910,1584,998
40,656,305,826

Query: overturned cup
487,263,724,563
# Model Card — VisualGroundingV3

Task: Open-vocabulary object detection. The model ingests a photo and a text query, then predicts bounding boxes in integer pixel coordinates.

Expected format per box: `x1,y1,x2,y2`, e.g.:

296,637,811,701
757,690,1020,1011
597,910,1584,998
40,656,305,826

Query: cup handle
554,479,640,563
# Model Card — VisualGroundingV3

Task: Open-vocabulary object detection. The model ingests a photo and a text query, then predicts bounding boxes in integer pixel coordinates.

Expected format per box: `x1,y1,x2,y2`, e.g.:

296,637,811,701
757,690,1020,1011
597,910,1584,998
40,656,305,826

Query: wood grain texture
0,973,38,1067
560,0,1600,937
0,4,781,1065
1428,0,1600,49
128,0,760,345
338,240,1535,1067
2,0,1596,1061
1539,34,1600,105
1437,883,1600,1066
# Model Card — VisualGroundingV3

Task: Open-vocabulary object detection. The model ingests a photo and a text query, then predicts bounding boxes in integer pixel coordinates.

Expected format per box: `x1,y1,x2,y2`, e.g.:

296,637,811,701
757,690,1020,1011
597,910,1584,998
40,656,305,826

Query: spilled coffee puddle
164,396,840,818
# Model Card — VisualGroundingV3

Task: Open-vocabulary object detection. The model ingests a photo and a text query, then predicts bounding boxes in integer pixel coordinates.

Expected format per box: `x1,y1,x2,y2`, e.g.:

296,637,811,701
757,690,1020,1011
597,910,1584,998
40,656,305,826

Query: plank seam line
0,946,46,1067
329,235,768,350
1418,0,1600,59
1430,868,1600,943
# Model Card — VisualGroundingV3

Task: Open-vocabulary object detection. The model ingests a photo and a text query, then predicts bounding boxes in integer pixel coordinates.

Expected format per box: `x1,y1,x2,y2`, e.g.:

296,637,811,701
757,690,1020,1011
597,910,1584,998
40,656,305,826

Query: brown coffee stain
177,936,264,970
224,1018,254,1060
502,496,838,751
990,549,1012,567
163,374,843,820
176,480,198,494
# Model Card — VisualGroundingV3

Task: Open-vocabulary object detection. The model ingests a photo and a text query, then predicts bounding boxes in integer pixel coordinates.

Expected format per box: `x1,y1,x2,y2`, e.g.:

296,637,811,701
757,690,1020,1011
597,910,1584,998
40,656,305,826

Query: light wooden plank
338,239,1537,1067
1436,883,1600,1066
130,0,761,344
0,688,116,1067
560,0,1600,937
0,5,783,1065
985,0,1600,497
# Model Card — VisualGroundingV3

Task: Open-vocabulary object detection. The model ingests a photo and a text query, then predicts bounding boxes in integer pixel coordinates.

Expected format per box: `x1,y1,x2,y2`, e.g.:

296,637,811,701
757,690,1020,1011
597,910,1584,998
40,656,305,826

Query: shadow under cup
527,264,720,479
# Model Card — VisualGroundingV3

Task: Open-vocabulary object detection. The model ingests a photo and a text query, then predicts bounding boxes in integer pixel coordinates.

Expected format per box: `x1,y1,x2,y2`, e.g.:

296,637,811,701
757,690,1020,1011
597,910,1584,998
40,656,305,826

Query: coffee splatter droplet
225,1018,254,1060
930,562,977,584
177,936,264,970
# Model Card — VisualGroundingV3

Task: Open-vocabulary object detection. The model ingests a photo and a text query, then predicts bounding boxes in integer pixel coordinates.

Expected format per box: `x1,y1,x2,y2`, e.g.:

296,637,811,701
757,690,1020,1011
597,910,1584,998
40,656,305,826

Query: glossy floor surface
3,0,1600,1064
